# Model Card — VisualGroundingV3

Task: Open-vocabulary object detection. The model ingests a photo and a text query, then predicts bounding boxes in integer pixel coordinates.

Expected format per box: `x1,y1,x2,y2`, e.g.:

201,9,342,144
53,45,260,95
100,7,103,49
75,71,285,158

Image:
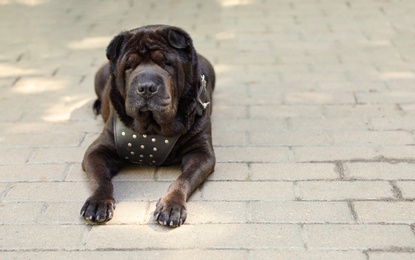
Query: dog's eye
125,54,140,70
164,60,172,67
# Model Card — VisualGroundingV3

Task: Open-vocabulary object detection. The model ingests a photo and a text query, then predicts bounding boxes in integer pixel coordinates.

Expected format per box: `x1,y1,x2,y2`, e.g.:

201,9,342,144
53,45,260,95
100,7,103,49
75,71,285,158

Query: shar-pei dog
80,25,215,227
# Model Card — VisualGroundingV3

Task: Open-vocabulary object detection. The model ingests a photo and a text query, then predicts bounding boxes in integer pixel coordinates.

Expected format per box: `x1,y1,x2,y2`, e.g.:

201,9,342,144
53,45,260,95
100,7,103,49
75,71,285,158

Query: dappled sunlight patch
0,64,37,77
68,36,112,50
42,96,92,122
12,77,64,94
380,71,415,80
216,31,235,40
0,0,48,5
217,0,253,7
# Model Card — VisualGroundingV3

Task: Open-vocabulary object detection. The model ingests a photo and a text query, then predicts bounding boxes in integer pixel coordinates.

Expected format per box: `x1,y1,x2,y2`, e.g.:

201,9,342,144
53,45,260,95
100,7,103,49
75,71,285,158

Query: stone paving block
0,202,44,224
344,162,415,180
212,118,288,132
112,181,173,202
0,122,54,134
2,250,248,260
296,181,394,201
213,105,248,118
367,252,415,260
0,225,86,250
250,250,366,260
209,163,250,181
0,148,31,164
250,163,338,181
38,202,86,225
4,182,90,202
0,105,23,121
51,120,103,134
377,146,415,161
213,130,246,147
0,132,84,147
289,118,370,131
215,147,292,163
29,147,86,164
331,131,414,146
323,105,403,118
202,181,295,201
353,202,415,224
84,224,303,250
113,165,157,181
396,181,415,199
356,91,415,104
283,92,355,105
250,105,324,118
0,164,66,182
250,201,353,224
293,146,378,162
305,224,415,250
370,117,415,131
249,131,332,147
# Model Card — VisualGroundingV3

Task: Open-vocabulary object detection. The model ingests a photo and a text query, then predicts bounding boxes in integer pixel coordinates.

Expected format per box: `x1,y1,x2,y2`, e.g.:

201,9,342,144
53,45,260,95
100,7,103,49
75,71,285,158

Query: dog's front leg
80,129,124,223
154,150,215,227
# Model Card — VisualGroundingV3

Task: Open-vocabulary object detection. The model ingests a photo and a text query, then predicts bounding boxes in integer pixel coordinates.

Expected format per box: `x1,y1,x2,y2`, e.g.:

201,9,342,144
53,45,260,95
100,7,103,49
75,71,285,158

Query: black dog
80,25,215,227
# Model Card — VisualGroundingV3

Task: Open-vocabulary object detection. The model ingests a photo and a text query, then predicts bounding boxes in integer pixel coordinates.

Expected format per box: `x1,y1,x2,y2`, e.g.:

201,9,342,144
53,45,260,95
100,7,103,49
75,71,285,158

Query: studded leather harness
114,75,209,166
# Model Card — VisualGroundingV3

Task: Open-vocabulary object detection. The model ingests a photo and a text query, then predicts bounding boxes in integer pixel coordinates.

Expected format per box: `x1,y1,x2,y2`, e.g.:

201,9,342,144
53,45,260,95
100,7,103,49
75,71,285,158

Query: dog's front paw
80,196,115,223
154,197,187,228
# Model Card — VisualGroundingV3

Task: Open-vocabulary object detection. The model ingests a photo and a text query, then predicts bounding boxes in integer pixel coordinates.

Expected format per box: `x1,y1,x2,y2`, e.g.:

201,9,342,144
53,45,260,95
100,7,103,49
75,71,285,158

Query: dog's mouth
139,105,150,112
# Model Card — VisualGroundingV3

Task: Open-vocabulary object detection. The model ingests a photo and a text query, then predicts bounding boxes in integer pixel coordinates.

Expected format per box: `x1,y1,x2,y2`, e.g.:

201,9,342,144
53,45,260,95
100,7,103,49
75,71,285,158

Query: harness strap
114,114,180,166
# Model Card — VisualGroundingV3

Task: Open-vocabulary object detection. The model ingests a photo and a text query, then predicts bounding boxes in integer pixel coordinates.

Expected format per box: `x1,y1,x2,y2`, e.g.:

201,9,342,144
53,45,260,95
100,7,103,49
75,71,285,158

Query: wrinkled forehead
125,29,169,54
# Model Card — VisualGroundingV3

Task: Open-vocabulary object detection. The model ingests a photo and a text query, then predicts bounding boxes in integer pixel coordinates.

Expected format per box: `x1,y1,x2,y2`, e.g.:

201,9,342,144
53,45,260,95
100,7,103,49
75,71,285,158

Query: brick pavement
1,0,415,259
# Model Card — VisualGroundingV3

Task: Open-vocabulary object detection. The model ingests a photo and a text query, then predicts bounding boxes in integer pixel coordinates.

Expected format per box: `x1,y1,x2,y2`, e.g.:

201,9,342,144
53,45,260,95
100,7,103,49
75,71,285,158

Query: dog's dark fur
80,25,215,227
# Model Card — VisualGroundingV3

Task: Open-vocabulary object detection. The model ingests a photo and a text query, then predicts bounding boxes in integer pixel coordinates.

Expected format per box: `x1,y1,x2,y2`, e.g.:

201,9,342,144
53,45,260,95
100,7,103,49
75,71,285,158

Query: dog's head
107,25,200,136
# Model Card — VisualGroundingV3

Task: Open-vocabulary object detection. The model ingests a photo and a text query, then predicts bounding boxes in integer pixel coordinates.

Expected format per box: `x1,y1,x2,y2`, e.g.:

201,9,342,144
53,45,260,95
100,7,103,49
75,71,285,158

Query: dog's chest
113,115,179,166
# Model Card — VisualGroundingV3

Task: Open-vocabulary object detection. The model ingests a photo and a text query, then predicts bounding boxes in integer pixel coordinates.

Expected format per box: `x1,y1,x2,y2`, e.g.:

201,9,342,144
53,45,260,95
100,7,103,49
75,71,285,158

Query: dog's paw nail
163,220,167,226
170,221,173,226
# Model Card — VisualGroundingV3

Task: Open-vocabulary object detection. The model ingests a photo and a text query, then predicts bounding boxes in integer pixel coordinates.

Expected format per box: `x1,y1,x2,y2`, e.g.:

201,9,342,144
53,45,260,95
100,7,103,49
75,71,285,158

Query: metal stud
132,134,137,139
140,154,144,158
143,134,147,138
149,154,153,158
121,132,126,136
128,143,132,147
165,140,169,144
152,138,156,142
130,151,135,155
140,145,145,149
153,147,158,152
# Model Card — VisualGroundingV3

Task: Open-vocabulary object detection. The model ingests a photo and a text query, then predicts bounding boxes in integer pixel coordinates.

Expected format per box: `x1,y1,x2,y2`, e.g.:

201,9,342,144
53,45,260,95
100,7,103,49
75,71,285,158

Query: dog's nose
137,81,159,98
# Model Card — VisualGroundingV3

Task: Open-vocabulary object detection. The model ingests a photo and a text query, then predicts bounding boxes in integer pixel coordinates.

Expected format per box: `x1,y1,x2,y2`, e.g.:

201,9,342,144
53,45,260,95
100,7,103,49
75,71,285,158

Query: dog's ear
106,32,128,63
167,28,189,49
